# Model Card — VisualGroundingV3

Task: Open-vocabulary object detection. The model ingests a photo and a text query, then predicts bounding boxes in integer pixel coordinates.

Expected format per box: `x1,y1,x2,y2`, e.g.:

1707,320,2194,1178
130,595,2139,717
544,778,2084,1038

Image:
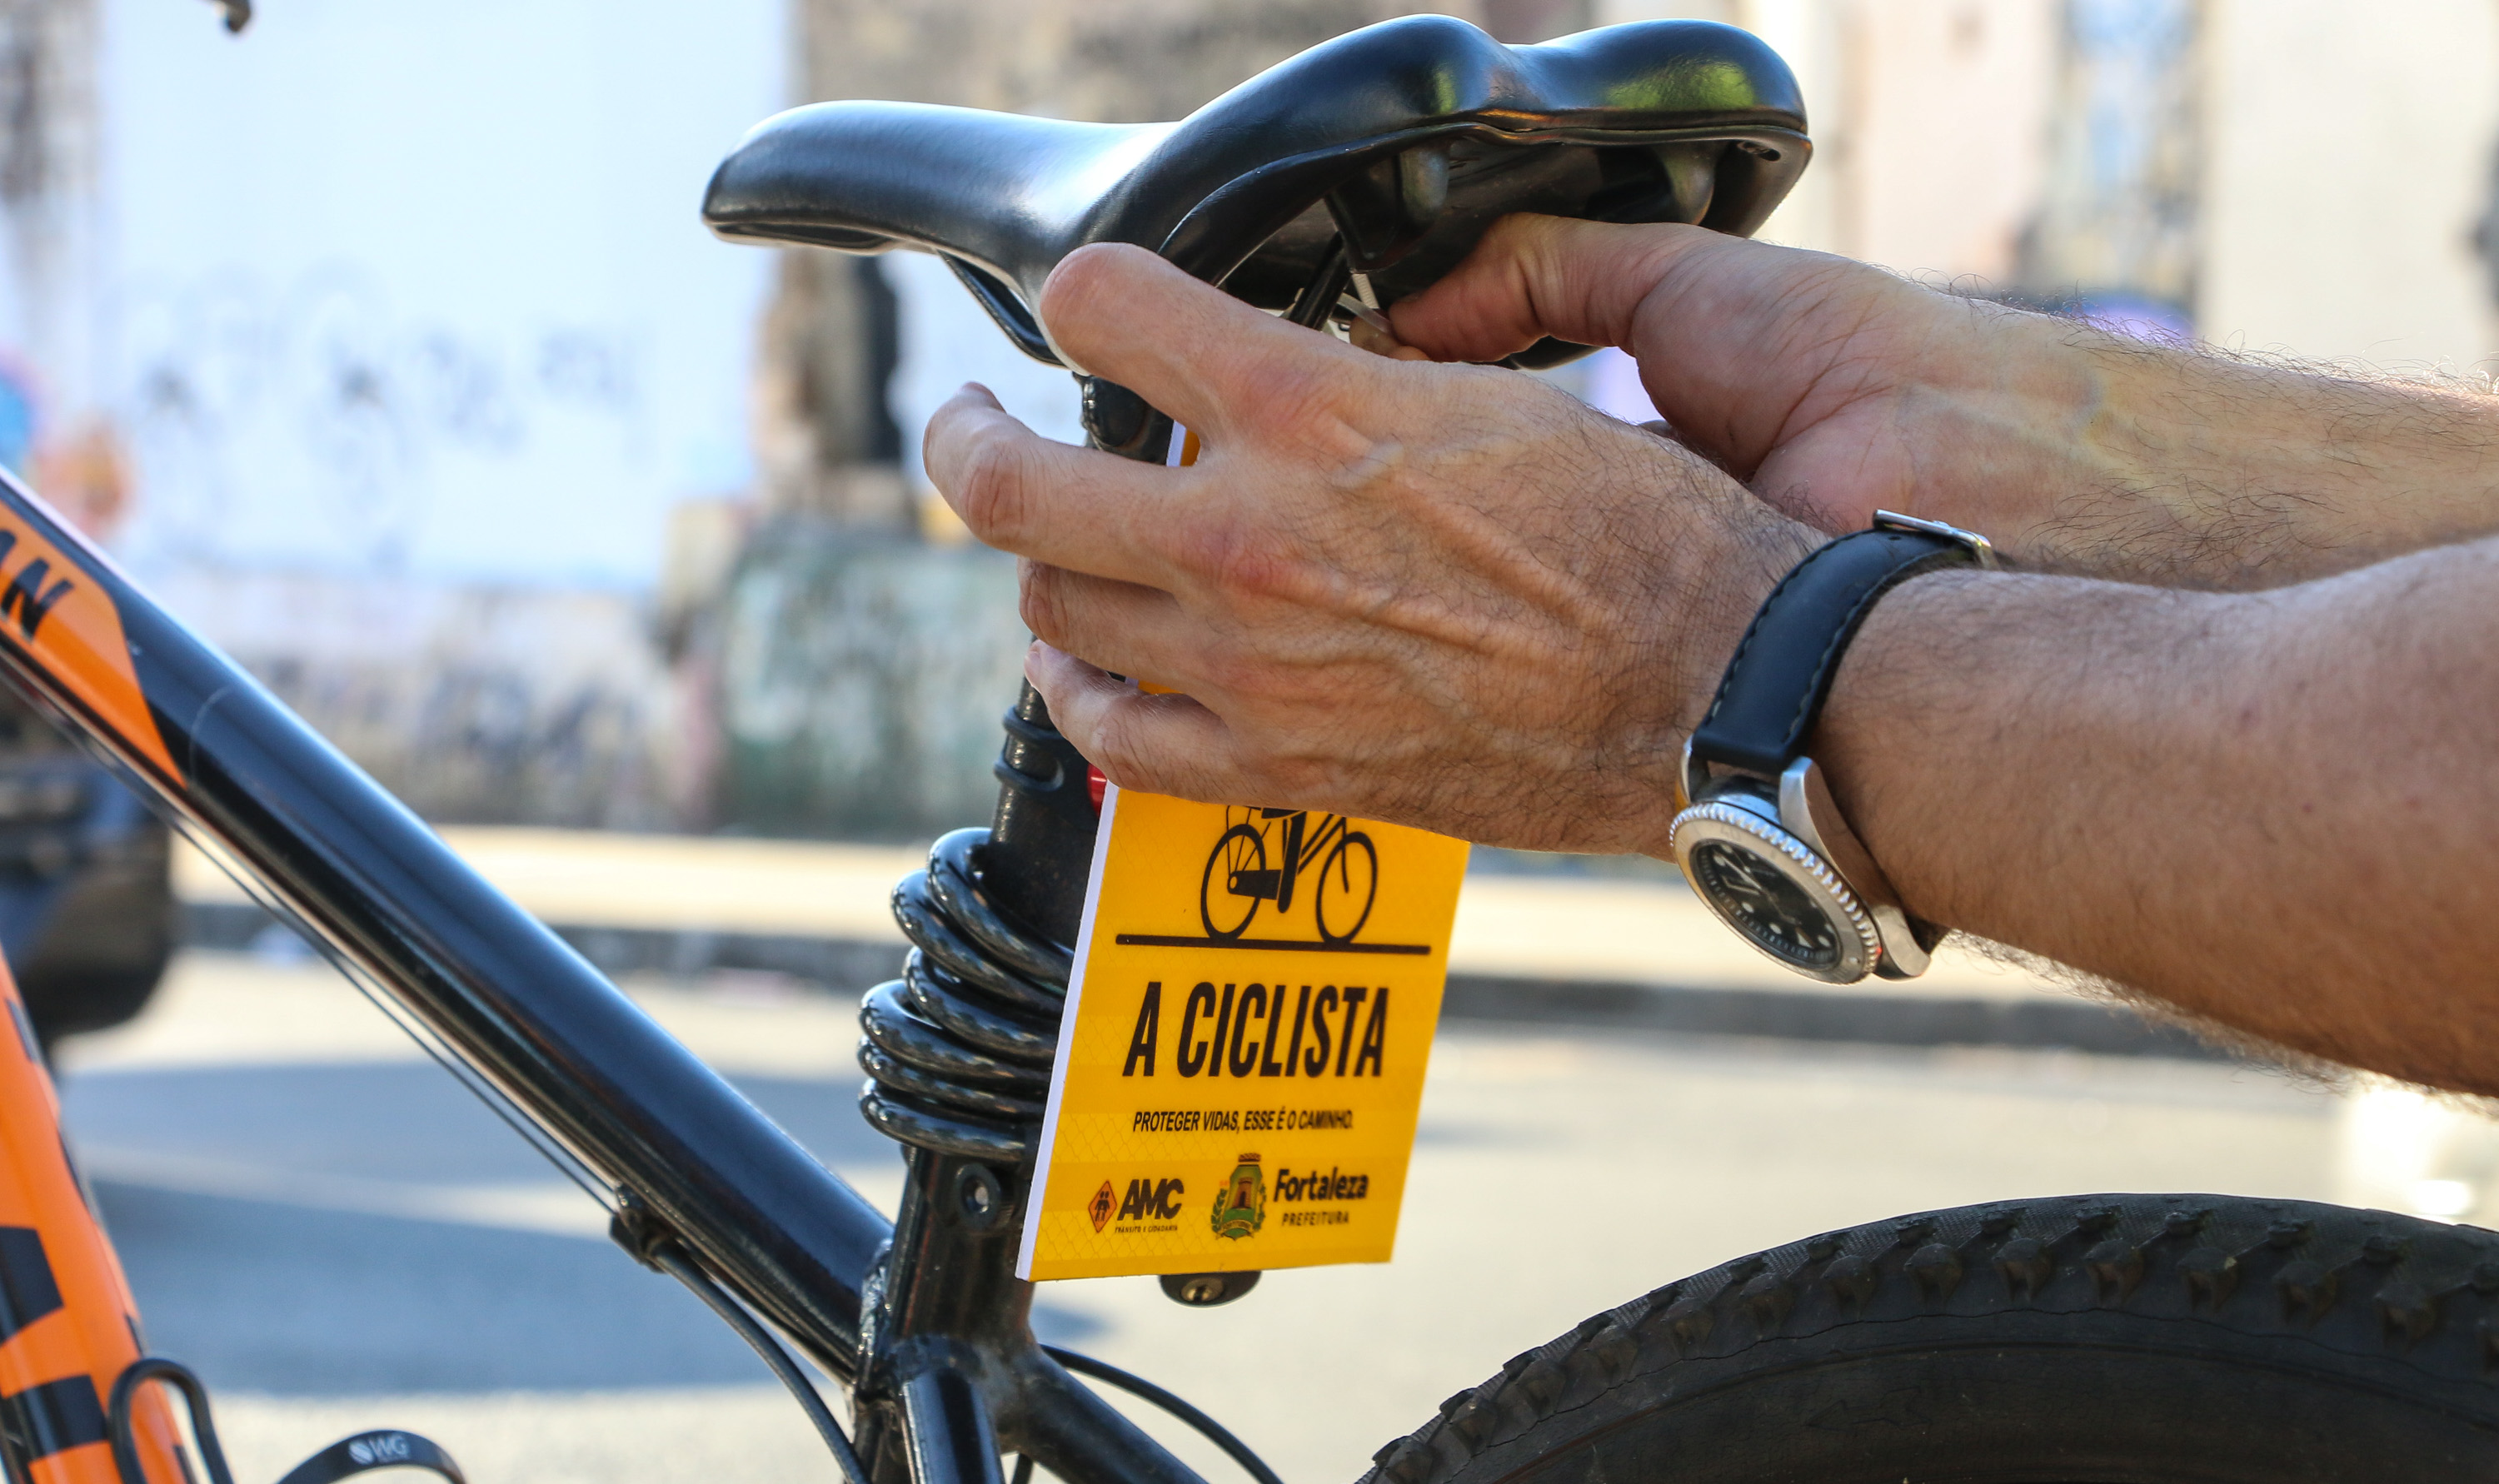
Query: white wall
1845,0,2053,285
1592,1,2054,284
1725,0,1848,251
2200,0,2499,370
98,0,786,586
885,252,1085,498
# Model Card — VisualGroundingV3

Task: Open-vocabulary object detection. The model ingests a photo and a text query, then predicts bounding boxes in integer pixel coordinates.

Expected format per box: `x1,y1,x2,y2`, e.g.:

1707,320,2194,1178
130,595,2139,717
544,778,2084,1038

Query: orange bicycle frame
0,958,182,1484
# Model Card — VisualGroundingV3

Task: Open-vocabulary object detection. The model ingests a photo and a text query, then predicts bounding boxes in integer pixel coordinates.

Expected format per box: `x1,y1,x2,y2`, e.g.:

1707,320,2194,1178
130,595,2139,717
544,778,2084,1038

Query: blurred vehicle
0,688,174,1051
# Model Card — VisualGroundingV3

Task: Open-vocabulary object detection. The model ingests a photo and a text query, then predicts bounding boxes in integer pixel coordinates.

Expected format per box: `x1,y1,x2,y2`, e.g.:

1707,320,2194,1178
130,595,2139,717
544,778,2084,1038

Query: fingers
1036,244,1369,441
1026,641,1263,804
923,383,1185,585
1019,561,1204,691
1384,215,1721,364
1349,314,1431,361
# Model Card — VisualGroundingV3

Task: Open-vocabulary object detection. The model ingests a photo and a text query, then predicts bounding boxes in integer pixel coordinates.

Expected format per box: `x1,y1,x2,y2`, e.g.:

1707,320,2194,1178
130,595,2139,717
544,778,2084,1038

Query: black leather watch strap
1688,520,1987,779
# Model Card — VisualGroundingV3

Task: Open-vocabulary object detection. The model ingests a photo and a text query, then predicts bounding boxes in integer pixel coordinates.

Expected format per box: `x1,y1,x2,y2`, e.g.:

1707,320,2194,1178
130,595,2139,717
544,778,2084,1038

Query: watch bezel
1669,788,1881,984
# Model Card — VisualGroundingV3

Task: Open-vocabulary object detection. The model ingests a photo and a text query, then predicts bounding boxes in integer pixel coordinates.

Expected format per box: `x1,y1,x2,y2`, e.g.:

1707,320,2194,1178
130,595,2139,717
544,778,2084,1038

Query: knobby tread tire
1357,1193,2499,1482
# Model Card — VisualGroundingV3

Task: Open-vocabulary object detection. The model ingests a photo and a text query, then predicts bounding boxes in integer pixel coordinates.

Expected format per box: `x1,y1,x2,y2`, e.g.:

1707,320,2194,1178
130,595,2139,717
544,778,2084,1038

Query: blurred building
2,0,789,829
709,0,1599,839
1606,0,2499,367
2,0,2496,838
0,0,126,531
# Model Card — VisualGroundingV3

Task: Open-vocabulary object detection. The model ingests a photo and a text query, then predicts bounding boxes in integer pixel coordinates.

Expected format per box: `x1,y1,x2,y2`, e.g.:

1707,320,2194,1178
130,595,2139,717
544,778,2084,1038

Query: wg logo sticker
1018,784,1469,1282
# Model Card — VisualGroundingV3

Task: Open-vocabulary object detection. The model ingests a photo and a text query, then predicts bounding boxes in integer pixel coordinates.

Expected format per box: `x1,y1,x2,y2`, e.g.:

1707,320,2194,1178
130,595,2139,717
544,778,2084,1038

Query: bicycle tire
1359,1193,2499,1482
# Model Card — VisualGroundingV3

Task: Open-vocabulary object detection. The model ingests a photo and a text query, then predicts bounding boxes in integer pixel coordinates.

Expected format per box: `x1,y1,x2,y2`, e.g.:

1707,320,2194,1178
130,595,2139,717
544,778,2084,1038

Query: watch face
1687,838,1847,973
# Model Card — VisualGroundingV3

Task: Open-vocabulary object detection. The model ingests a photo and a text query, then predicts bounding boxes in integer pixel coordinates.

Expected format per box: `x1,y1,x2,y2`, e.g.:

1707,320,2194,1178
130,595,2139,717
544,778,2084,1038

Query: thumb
1385,215,1716,363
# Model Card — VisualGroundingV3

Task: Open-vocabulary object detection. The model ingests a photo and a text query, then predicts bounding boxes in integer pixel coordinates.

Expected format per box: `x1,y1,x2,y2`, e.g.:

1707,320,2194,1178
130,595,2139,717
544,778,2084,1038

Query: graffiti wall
101,0,783,585
148,565,688,829
0,0,786,824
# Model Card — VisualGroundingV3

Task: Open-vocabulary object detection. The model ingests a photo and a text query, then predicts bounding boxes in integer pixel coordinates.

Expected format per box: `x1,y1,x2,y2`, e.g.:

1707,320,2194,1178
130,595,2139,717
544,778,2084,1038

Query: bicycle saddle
702,14,1806,367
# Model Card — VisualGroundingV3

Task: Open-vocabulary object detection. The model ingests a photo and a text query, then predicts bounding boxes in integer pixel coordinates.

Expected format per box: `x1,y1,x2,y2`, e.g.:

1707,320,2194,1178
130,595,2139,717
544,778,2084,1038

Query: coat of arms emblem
1211,1153,1265,1240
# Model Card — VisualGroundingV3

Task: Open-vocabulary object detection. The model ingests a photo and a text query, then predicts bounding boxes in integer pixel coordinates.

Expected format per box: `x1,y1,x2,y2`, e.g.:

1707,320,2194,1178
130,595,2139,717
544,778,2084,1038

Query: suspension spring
857,701,1094,1161
858,828,1068,1158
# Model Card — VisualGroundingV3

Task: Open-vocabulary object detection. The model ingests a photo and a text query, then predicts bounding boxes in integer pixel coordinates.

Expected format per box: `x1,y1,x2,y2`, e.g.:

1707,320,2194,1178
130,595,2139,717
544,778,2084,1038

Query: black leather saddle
702,14,1807,370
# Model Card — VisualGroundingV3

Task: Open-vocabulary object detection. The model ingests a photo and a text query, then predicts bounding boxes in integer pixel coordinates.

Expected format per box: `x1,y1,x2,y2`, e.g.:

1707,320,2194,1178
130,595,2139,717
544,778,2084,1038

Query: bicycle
0,16,2483,1484
1198,808,1377,945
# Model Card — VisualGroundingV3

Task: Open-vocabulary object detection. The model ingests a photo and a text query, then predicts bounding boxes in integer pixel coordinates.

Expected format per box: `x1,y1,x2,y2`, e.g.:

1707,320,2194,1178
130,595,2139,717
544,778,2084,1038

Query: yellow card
1017,784,1469,1282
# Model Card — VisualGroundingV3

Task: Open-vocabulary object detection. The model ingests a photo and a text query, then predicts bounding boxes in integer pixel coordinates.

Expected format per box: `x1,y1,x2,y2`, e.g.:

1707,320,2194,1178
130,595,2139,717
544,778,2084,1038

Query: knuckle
1040,243,1148,336
1193,642,1259,698
952,426,1034,535
1045,243,1120,312
1017,564,1069,645
1083,705,1154,785
1168,513,1297,600
1479,211,1544,256
1245,363,1344,436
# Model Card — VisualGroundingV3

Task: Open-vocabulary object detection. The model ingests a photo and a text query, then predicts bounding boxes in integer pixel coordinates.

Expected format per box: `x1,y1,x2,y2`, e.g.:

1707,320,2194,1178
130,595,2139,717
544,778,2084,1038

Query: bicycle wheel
1199,824,1266,940
1361,1193,2499,1483
1315,833,1378,944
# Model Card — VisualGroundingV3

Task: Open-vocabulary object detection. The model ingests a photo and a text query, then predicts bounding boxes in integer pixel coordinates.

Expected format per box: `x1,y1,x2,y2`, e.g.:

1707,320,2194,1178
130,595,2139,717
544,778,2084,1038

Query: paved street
175,829,2079,1003
44,949,2356,1484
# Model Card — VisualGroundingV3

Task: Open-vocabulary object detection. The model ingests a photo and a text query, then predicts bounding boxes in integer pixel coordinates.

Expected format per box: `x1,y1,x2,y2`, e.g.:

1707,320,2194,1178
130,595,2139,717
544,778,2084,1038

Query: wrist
1633,506,1818,857
1666,516,1994,980
1800,565,1989,920
1863,308,2147,555
1938,316,2499,587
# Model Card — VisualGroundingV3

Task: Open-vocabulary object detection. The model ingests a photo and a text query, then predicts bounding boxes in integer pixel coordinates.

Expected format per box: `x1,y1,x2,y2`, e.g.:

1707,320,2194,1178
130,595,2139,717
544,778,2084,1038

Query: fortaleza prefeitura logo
1212,1154,1265,1239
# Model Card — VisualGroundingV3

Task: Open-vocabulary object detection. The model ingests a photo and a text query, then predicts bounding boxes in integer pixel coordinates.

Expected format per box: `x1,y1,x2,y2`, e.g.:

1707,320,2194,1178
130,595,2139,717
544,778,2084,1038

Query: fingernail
1336,295,1394,336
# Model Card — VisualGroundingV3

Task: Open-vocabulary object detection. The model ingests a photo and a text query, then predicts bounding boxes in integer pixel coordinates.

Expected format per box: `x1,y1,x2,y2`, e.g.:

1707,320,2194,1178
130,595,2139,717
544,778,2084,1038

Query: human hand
922,243,1814,854
1381,214,2499,588
1375,214,2089,548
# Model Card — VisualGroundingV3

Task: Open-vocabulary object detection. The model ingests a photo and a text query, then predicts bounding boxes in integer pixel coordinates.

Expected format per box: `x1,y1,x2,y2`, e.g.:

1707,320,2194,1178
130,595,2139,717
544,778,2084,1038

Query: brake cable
650,1244,872,1484
1043,1345,1286,1484
656,1245,1280,1484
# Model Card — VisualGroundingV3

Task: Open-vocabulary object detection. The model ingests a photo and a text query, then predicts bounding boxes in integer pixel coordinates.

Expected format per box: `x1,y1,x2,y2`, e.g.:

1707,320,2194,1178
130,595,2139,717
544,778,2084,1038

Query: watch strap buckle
1873,510,2000,569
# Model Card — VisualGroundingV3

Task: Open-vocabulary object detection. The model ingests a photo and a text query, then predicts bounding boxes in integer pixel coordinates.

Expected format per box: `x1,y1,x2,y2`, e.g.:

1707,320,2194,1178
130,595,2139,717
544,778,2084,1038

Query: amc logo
1091,1177,1188,1231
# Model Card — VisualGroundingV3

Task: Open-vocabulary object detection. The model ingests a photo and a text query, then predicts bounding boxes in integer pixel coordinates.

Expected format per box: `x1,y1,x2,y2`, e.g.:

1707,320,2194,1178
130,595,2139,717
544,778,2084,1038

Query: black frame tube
0,469,890,1378
0,470,1213,1484
0,451,1228,1484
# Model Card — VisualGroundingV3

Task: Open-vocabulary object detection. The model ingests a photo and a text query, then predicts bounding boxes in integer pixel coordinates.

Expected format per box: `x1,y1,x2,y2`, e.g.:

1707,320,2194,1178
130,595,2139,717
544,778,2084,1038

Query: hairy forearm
1813,535,2499,1092
1923,310,2499,589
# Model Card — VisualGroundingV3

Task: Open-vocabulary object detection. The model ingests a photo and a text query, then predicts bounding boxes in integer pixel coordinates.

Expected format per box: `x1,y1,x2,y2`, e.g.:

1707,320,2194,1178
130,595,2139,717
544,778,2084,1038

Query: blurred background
0,1,2495,1481
4,0,2493,838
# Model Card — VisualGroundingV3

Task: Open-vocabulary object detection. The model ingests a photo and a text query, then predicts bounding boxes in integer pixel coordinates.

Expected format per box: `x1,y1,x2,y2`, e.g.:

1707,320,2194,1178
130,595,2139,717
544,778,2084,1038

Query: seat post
975,374,1177,945
849,376,1204,1482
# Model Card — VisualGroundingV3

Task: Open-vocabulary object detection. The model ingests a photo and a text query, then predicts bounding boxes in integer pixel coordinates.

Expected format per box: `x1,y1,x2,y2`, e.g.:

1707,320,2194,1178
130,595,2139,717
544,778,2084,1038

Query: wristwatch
1668,511,1997,984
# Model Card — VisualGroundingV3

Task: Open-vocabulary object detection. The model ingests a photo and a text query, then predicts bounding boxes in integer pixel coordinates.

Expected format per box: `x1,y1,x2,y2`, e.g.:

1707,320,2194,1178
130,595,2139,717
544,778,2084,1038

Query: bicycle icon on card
1198,805,1379,944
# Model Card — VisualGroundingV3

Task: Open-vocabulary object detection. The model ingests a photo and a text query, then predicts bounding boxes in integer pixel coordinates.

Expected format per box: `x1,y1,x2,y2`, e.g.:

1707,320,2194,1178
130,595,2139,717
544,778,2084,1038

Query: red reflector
1085,765,1108,812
